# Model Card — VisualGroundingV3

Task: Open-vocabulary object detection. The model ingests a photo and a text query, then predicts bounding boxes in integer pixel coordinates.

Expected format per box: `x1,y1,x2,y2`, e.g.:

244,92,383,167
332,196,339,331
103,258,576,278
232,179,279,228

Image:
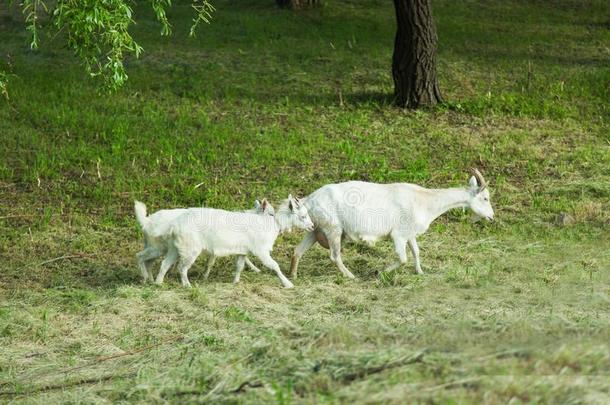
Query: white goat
200,200,275,281
134,199,273,283
290,169,494,279
157,195,314,288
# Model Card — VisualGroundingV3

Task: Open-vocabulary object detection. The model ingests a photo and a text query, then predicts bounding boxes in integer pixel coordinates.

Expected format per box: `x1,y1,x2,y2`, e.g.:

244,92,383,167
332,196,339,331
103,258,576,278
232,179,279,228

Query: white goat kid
290,169,494,279
134,199,272,283
201,199,274,281
158,195,314,288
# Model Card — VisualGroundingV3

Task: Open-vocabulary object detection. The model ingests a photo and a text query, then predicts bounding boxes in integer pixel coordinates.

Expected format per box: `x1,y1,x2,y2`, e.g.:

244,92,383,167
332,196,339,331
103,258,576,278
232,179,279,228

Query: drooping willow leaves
0,0,215,94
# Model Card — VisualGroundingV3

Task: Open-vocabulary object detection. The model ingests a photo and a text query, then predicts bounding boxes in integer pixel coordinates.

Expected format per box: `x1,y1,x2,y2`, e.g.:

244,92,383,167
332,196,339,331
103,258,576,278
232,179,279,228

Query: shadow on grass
343,91,395,107
4,257,140,290
291,90,395,108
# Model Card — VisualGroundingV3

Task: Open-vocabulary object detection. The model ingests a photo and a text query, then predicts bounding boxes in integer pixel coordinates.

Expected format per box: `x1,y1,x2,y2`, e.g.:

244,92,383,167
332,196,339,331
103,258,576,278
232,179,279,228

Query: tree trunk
276,0,320,9
392,0,442,108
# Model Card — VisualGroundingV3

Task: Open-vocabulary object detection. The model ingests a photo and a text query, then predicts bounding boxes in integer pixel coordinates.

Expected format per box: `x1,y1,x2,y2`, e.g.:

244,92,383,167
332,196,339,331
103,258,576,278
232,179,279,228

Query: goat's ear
468,175,478,189
254,200,261,209
261,199,268,211
288,194,295,211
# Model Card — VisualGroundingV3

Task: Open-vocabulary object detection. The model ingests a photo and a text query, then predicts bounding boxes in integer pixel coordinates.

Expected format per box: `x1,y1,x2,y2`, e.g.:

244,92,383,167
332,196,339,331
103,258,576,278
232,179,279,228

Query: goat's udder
315,229,330,249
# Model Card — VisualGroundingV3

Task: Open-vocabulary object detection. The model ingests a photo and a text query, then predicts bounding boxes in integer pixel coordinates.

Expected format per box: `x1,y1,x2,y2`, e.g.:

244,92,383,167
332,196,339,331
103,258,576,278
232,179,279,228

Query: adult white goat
158,195,314,288
290,169,494,279
134,199,273,284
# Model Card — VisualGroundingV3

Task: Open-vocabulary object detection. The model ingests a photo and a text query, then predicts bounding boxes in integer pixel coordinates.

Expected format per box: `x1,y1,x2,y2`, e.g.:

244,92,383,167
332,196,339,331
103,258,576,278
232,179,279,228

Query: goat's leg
154,247,178,285
290,231,317,279
176,254,199,288
328,233,356,279
137,247,161,283
245,257,261,273
141,240,156,281
380,236,407,274
257,252,294,289
144,259,156,282
233,255,246,284
408,238,424,274
203,255,217,280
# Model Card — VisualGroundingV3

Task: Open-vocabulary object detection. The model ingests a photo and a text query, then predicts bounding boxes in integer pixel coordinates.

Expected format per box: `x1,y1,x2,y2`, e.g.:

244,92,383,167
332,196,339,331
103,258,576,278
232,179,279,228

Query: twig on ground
0,372,137,397
168,379,264,398
231,380,264,393
24,352,47,358
421,377,482,392
0,336,184,389
336,350,426,383
15,252,87,269
35,255,87,267
61,335,184,375
476,349,530,361
14,254,89,272
162,354,255,398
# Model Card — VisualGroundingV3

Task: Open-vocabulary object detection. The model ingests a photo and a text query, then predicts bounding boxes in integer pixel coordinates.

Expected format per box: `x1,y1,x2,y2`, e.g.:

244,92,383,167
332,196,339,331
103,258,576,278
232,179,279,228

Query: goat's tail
134,200,149,229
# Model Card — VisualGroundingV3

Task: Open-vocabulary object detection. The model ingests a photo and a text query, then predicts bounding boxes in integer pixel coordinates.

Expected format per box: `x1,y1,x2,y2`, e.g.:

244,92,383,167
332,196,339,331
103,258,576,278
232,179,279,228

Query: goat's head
286,194,315,231
467,168,494,222
253,199,275,217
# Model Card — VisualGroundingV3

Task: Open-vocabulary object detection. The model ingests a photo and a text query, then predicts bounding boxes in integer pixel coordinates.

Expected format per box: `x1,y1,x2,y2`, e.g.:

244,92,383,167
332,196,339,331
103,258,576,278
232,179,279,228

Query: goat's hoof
283,282,295,289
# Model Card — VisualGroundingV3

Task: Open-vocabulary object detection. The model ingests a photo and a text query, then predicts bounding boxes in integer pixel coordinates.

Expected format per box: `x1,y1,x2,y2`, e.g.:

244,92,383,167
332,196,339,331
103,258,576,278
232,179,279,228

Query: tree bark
392,0,443,108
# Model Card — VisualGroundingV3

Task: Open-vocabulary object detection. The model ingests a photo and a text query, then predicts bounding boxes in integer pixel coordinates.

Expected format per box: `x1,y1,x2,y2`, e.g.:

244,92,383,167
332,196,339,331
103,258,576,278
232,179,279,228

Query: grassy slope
1,0,609,402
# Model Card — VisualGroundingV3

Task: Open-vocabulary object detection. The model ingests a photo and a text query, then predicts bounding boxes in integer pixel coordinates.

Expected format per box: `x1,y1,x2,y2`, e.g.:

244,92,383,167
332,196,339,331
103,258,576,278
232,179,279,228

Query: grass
1,0,609,402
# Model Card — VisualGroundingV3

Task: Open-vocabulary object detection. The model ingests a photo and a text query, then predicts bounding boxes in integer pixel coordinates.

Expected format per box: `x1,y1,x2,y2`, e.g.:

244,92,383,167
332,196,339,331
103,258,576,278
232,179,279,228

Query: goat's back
144,209,188,238
171,208,278,256
304,181,424,239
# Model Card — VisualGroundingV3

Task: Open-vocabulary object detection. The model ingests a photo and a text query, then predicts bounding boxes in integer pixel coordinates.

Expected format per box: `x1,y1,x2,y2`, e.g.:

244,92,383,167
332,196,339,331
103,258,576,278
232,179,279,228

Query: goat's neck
420,188,471,225
274,208,293,234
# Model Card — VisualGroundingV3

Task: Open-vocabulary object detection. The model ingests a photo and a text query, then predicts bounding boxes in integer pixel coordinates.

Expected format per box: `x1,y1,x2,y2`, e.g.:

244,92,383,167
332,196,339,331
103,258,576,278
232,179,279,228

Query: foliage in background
1,0,214,91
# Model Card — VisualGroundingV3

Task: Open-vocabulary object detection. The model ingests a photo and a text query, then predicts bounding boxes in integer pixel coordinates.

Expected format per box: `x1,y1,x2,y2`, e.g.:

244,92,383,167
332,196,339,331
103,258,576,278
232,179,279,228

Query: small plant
378,270,397,287
187,287,209,306
224,306,254,323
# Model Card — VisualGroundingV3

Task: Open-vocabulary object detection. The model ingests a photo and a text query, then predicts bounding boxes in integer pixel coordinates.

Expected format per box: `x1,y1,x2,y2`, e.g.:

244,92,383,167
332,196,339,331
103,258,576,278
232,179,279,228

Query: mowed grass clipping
1,0,609,402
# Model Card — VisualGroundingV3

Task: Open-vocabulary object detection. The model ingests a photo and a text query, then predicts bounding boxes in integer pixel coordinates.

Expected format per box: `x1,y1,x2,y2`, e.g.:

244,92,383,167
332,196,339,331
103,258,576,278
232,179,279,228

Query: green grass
1,0,609,402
